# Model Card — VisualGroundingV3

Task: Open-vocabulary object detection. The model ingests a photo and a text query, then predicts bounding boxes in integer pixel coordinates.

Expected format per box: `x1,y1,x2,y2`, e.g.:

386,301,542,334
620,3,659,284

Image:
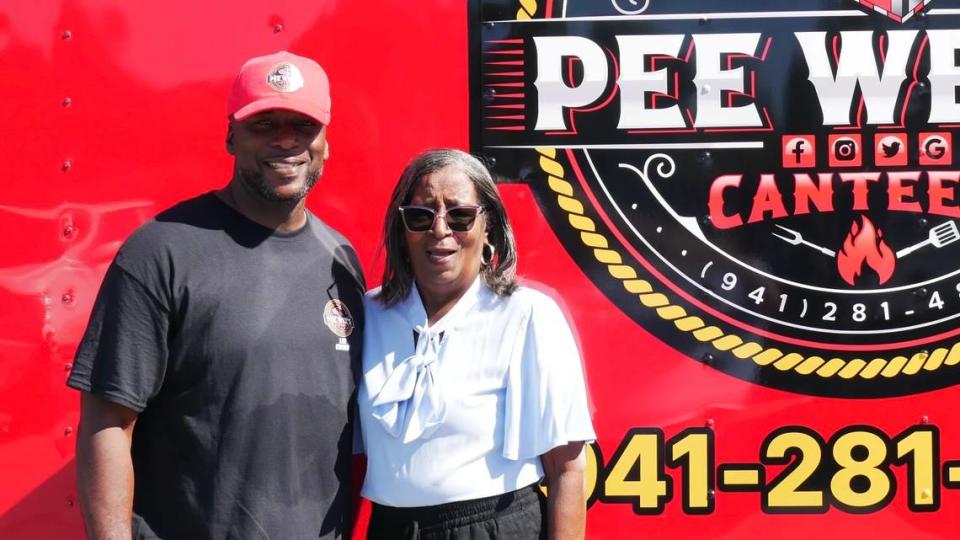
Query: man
68,51,364,539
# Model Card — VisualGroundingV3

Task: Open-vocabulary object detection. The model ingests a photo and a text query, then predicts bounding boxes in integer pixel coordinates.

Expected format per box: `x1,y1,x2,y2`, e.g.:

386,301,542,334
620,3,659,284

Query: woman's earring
481,243,495,266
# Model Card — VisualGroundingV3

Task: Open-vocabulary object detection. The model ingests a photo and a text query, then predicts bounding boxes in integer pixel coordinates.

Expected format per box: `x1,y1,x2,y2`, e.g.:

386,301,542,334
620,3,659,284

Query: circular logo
523,146,960,398
266,62,304,92
475,1,960,397
323,299,354,338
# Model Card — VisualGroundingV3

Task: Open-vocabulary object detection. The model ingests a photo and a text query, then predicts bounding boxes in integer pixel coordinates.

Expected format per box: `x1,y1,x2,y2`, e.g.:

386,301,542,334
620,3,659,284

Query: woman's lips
426,248,456,264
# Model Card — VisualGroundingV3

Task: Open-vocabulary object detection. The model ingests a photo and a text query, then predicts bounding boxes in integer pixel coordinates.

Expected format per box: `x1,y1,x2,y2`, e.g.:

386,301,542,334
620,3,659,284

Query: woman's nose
429,211,451,237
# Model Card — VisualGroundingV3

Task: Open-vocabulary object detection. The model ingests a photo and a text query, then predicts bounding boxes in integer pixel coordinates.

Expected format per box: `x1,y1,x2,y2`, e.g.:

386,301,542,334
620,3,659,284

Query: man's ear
225,124,235,155
323,140,330,160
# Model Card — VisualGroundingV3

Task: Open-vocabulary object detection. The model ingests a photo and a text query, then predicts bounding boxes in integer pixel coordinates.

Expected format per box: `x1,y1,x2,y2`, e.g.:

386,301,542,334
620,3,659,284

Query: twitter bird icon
876,134,907,166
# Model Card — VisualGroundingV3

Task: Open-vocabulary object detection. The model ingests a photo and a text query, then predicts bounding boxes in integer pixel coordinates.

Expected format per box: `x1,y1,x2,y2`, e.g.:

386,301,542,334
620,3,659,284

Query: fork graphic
771,225,836,257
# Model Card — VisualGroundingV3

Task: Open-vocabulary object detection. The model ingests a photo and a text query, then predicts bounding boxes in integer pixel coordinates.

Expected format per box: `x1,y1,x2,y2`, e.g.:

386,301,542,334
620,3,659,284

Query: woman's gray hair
377,148,518,306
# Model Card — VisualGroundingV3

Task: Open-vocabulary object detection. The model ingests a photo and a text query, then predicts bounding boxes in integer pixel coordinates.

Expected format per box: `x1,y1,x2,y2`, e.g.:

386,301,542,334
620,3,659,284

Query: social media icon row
782,132,953,168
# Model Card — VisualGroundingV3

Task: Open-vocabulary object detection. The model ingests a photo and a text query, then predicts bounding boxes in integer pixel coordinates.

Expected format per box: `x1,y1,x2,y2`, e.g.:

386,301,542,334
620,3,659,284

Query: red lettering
748,174,788,224
793,173,834,215
887,171,922,213
840,172,881,210
709,175,744,229
703,170,960,229
928,171,960,218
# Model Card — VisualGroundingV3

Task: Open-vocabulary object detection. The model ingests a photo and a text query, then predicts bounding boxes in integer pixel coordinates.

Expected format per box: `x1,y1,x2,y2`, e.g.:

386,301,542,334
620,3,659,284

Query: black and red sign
471,0,960,397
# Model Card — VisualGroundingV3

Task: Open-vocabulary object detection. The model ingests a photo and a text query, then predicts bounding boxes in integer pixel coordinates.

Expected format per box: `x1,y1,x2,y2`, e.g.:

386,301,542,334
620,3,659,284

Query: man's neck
217,182,308,232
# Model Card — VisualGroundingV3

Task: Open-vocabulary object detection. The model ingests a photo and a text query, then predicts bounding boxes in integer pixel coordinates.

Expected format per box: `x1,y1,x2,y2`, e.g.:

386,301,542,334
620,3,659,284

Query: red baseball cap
227,51,331,125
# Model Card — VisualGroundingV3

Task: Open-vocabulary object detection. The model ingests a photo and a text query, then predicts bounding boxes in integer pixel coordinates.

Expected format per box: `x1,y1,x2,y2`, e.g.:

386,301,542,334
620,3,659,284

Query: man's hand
76,392,139,540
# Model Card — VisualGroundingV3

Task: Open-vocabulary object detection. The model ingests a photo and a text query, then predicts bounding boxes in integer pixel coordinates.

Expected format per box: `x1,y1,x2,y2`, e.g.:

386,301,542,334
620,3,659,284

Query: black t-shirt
68,193,365,540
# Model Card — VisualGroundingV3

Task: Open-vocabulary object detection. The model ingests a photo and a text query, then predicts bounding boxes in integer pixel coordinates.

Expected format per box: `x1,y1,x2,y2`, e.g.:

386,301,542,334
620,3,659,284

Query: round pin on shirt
323,299,354,351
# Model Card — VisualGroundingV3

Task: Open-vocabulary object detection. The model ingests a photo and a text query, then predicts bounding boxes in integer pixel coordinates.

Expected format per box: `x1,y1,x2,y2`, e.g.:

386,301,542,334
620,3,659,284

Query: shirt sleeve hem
503,430,598,461
65,378,148,413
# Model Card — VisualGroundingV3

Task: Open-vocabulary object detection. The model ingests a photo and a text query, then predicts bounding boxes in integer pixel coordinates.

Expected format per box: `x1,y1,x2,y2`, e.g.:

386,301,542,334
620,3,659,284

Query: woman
359,149,595,539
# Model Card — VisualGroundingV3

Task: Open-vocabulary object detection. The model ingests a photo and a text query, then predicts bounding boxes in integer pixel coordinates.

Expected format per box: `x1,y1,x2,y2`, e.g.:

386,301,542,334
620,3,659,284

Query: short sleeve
502,293,595,460
67,262,170,413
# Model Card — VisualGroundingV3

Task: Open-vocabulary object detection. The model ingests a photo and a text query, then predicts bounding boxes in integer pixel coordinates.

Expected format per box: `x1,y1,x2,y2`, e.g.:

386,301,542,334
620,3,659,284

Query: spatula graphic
896,221,960,258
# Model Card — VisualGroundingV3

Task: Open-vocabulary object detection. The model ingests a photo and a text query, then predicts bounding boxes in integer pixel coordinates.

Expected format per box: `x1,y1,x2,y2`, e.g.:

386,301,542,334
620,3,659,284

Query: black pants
367,484,547,540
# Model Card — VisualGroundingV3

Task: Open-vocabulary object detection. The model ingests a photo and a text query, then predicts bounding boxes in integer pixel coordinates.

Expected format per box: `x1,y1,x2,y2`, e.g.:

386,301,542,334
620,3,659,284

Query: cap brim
232,96,330,125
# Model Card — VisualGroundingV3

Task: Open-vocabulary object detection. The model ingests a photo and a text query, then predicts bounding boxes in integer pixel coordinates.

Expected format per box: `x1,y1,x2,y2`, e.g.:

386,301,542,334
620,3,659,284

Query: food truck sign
471,0,960,397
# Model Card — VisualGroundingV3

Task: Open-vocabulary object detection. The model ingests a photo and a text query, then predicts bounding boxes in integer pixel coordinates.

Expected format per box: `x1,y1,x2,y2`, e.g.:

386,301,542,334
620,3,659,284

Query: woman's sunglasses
398,204,485,232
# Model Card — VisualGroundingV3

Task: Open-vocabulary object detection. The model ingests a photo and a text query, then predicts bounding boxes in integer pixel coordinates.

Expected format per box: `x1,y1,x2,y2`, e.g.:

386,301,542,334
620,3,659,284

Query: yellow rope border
516,0,537,19
535,147,960,380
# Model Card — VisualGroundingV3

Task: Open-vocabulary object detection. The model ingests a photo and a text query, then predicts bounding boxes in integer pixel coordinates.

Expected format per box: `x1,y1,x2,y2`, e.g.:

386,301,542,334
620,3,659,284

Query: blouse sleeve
502,292,596,461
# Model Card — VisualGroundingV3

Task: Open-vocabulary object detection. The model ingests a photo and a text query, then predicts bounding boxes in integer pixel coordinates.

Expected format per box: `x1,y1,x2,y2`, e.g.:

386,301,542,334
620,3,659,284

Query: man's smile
264,158,307,175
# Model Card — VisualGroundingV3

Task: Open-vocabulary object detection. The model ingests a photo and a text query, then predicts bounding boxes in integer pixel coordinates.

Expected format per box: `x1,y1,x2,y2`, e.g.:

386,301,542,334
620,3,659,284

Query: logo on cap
266,62,304,92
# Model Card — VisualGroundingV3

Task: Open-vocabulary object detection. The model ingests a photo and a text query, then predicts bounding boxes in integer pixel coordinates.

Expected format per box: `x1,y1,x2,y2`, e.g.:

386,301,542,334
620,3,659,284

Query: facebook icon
782,135,816,168
791,139,806,163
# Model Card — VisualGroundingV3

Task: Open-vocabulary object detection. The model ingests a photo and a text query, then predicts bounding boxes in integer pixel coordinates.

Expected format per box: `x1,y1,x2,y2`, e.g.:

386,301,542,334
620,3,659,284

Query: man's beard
238,166,322,202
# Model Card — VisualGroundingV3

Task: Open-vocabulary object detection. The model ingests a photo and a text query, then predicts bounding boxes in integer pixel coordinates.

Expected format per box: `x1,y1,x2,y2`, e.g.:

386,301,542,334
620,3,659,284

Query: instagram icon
828,133,862,167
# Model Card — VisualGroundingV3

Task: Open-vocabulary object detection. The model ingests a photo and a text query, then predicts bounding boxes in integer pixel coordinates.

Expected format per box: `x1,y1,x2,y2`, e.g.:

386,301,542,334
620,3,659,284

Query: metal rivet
702,352,714,364
707,489,716,499
700,84,711,95
921,415,930,425
483,87,496,103
61,225,78,240
916,288,928,297
62,160,72,172
66,497,74,507
921,488,932,499
61,292,74,305
486,156,497,168
62,30,72,40
918,217,929,227
705,418,715,428
485,21,496,29
700,17,710,24
64,363,73,372
700,215,712,226
64,426,73,436
273,23,284,33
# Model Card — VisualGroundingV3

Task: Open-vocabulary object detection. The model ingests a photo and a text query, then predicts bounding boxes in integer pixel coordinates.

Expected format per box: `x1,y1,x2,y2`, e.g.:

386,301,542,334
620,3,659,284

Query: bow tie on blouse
370,326,448,443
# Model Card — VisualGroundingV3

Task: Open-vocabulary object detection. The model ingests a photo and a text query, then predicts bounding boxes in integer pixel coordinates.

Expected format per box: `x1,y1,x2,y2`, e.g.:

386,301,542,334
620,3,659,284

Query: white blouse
359,278,595,507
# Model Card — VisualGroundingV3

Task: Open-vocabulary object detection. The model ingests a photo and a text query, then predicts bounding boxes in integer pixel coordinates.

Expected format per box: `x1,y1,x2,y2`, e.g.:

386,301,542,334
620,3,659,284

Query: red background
0,1,958,538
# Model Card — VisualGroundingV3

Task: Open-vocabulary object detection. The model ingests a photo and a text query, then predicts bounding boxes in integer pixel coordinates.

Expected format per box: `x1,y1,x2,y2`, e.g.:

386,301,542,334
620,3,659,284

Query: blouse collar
399,276,485,334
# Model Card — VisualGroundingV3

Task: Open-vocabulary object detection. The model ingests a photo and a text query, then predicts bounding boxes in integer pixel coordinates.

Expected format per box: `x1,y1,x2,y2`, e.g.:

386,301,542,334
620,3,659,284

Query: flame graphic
837,216,895,286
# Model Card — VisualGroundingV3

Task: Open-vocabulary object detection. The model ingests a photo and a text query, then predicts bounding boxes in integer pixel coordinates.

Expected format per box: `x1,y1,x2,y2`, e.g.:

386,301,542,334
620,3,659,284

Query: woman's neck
419,283,472,326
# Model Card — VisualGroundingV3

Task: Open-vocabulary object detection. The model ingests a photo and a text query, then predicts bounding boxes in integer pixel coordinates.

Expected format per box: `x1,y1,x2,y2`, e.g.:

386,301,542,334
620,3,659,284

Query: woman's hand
542,441,587,540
